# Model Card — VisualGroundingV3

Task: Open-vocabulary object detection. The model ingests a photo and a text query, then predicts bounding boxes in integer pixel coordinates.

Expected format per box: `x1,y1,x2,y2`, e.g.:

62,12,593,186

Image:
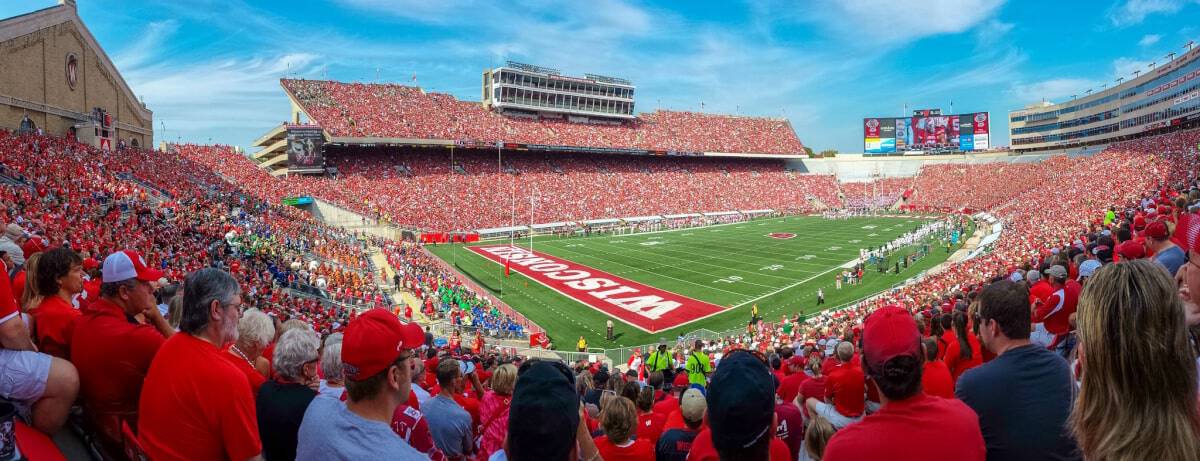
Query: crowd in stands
2,122,1200,461
839,177,912,210
281,79,805,155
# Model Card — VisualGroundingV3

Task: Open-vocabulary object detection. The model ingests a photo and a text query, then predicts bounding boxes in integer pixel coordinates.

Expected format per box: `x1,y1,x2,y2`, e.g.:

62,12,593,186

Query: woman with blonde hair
1073,260,1200,461
800,416,836,461
478,363,518,460
594,397,654,461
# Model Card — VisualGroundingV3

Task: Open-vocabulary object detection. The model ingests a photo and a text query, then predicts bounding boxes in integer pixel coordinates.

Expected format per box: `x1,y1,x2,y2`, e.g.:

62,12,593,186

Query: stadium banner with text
468,245,729,333
286,125,326,173
863,118,897,154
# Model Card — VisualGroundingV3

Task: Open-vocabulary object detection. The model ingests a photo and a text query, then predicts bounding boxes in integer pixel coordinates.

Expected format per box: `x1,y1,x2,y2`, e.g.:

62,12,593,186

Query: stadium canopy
531,221,575,230
581,218,620,225
663,213,702,219
476,225,528,236
740,209,775,216
702,211,740,217
623,215,663,223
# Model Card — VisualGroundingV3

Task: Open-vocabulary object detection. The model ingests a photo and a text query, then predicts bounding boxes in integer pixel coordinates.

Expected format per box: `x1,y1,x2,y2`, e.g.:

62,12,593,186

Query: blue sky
3,0,1199,152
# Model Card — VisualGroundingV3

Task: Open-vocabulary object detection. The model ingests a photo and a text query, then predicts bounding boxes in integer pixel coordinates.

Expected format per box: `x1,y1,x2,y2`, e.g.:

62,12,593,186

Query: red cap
341,309,424,380
101,250,164,283
672,372,690,387
1116,240,1145,260
1145,220,1169,240
1133,214,1147,230
1174,213,1200,253
786,355,806,368
862,306,921,373
82,257,100,271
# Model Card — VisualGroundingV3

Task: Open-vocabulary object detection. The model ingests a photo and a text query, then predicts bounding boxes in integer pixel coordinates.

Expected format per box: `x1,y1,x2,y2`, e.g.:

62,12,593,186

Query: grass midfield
427,215,969,348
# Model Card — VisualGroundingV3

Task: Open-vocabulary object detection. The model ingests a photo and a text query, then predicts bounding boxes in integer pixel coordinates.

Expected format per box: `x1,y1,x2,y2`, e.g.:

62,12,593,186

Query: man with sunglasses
297,308,427,460
71,250,172,453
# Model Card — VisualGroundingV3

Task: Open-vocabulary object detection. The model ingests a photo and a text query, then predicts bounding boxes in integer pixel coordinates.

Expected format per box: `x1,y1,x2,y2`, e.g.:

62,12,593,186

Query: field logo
468,245,728,332
767,232,796,240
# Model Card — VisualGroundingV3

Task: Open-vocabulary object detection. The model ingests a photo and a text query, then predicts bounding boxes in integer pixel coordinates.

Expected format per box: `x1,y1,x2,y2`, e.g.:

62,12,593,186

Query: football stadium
1,1,1199,460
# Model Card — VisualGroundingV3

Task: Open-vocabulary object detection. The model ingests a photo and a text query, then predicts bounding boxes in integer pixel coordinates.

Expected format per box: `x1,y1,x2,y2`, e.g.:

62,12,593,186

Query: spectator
257,327,321,461
656,388,705,461
805,341,864,429
477,363,517,460
1071,260,1200,460
137,268,263,461
957,280,1079,461
425,358,475,460
409,355,431,405
634,386,664,445
71,250,173,452
920,337,954,399
593,396,654,461
823,306,985,460
0,223,25,267
1031,265,1077,352
226,309,276,395
318,335,345,399
0,257,78,435
799,416,835,461
29,247,83,359
498,359,600,461
945,310,982,382
688,350,792,461
1146,221,1185,276
684,339,712,388
777,355,808,404
296,308,427,460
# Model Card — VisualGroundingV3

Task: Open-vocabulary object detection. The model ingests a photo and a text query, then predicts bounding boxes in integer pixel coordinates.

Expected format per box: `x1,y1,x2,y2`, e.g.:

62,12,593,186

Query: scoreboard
863,112,990,154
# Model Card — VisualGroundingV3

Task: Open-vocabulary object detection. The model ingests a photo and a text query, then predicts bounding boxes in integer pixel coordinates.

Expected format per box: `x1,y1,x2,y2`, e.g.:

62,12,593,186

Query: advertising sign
286,125,326,173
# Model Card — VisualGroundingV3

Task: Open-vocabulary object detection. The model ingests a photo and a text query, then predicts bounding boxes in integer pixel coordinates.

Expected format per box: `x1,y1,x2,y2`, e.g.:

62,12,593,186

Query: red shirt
391,404,446,461
0,268,18,324
452,393,481,433
636,411,665,445
652,391,679,421
31,296,79,360
944,334,983,383
775,402,805,461
138,333,261,461
685,428,791,461
798,377,826,418
777,371,809,404
922,360,955,399
70,298,167,439
824,364,865,418
219,349,267,396
823,393,985,461
594,435,655,461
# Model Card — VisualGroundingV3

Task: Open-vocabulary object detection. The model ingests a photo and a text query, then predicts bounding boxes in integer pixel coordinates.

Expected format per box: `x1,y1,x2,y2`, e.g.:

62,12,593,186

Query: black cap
509,361,578,461
707,352,775,452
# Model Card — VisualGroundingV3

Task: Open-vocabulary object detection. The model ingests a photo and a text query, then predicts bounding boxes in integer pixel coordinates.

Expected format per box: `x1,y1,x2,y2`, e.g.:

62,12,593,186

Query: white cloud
113,19,179,71
1009,78,1102,103
1139,34,1161,46
1109,0,1200,26
805,0,1007,45
1113,57,1154,78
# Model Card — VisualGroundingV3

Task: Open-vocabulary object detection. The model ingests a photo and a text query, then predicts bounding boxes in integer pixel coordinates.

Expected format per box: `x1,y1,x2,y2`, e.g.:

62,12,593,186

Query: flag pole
529,188,535,253
498,143,503,297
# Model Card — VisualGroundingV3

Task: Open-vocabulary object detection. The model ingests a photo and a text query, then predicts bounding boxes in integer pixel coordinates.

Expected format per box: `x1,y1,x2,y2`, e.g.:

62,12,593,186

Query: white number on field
714,276,743,283
827,246,842,251
564,244,583,247
640,241,665,246
760,264,784,271
681,233,694,236
867,233,878,237
848,239,861,243
861,225,877,229
795,254,816,260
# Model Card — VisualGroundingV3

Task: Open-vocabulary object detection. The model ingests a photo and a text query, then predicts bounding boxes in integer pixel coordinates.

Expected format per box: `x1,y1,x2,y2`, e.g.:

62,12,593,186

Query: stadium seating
281,79,806,155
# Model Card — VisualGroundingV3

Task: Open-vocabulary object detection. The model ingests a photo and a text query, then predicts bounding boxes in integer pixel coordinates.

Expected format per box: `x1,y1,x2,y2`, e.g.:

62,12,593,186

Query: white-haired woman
317,337,345,399
224,308,275,395
257,327,321,461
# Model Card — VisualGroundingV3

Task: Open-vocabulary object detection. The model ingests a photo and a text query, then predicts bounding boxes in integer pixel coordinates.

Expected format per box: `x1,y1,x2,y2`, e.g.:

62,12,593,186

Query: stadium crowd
281,79,805,155
1,125,1199,461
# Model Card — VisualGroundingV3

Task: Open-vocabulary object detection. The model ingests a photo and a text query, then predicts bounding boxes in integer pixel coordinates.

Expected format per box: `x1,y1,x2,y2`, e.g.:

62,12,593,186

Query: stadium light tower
1166,52,1176,61
1187,40,1196,51
1133,69,1141,79
1116,77,1124,86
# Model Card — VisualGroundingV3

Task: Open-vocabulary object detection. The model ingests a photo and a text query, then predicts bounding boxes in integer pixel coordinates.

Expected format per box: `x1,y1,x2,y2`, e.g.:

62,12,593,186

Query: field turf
427,215,964,349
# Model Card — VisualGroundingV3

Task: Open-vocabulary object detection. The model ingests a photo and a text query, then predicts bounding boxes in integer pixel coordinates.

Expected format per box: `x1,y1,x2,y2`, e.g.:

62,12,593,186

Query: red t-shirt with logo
636,411,666,445
823,393,985,461
775,402,805,461
391,404,446,461
138,333,261,461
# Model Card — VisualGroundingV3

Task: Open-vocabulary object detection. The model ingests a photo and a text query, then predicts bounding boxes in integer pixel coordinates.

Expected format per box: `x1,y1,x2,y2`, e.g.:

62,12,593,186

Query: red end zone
468,245,728,333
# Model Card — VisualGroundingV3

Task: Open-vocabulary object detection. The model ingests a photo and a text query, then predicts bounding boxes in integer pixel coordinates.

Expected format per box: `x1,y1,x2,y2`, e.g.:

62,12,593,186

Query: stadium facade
1009,43,1200,153
0,0,152,149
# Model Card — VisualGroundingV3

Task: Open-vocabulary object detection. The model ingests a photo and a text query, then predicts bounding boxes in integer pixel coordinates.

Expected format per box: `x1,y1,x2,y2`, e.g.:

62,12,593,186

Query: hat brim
400,322,425,350
136,267,164,282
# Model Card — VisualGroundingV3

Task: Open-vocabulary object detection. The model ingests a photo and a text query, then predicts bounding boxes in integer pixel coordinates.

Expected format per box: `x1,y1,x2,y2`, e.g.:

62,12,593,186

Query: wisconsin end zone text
469,245,729,332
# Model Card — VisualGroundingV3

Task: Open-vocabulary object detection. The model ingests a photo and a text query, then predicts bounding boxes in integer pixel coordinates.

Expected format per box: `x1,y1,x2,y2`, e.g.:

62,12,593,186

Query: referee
646,343,673,383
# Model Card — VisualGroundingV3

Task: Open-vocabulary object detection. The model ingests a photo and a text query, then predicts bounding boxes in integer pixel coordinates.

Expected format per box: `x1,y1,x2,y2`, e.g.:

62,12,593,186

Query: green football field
428,215,966,349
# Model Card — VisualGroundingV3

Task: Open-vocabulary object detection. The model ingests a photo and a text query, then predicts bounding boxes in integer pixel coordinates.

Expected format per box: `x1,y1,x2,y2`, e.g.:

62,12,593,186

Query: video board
863,112,990,154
